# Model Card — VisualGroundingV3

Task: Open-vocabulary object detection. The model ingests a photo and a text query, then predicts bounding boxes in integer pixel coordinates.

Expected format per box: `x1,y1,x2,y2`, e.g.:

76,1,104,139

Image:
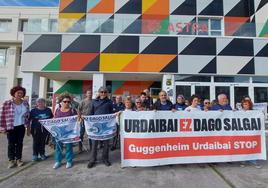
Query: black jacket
153,100,174,111
90,97,113,115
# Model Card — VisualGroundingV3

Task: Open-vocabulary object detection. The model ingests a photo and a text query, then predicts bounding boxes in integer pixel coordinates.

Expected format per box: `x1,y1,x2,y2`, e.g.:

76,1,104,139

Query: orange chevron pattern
121,54,176,72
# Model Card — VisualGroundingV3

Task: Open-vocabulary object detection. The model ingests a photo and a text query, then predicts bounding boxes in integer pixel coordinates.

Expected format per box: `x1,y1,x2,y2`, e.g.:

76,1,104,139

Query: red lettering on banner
124,135,261,159
180,119,192,132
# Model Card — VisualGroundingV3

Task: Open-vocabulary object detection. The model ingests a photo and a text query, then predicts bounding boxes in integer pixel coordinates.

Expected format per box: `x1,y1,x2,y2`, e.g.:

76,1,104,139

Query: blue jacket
174,103,187,111
113,102,125,112
209,104,232,111
153,100,174,111
90,97,113,115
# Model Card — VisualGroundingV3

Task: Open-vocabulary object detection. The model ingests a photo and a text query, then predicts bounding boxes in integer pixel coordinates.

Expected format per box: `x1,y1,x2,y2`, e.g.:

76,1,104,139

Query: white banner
84,114,117,140
120,111,266,167
40,115,81,144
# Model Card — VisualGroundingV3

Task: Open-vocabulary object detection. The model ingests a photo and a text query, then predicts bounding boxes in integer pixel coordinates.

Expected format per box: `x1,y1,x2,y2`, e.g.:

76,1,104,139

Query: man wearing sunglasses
87,87,113,168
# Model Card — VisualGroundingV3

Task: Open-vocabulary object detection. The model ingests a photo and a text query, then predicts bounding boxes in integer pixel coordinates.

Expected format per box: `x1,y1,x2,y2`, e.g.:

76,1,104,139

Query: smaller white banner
40,115,81,144
84,114,117,140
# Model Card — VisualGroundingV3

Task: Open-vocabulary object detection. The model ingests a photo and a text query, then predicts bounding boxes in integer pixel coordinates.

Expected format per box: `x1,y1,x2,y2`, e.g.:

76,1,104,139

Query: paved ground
0,134,268,188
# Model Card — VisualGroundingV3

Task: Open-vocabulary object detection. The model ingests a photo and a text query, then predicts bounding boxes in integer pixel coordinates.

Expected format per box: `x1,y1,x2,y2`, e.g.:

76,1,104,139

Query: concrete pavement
0,134,268,188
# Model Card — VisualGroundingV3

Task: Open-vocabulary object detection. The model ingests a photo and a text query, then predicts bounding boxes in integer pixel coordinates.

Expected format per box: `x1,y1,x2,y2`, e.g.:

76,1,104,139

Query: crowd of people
0,85,264,170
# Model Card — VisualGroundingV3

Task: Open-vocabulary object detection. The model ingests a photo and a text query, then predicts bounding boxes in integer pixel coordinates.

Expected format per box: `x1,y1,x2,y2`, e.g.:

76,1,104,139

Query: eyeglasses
136,102,141,104
204,102,210,104
100,91,107,93
62,101,71,103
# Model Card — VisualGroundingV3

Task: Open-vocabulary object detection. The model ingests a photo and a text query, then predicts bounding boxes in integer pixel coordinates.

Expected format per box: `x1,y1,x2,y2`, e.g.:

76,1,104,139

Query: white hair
217,94,227,101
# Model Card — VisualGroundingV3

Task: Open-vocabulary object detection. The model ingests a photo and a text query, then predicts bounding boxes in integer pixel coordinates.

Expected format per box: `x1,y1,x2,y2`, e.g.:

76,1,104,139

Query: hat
98,86,108,93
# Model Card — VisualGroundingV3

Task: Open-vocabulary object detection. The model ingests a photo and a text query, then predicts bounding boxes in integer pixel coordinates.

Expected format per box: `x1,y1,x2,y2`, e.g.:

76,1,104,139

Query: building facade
21,0,268,107
0,6,58,103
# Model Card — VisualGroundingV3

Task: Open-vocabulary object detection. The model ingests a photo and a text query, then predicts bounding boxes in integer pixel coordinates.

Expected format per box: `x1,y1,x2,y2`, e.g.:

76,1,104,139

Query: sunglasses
100,91,107,93
204,102,210,104
136,102,141,104
62,101,71,103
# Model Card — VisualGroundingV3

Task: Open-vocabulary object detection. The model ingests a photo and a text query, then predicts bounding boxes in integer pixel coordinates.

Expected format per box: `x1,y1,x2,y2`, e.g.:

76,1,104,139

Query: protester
185,95,201,112
0,86,30,168
87,87,113,168
185,99,189,106
29,98,53,161
134,97,145,111
153,90,174,111
144,88,153,105
53,93,77,169
140,92,151,110
124,98,134,111
113,96,125,112
173,95,187,111
111,95,125,151
209,94,232,111
78,89,93,153
240,99,261,168
202,99,211,111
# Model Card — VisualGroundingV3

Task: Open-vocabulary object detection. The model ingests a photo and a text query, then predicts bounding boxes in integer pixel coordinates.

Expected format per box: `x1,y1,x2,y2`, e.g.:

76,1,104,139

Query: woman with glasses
0,86,30,168
53,93,77,169
202,99,211,111
153,90,174,111
240,99,262,169
134,98,145,111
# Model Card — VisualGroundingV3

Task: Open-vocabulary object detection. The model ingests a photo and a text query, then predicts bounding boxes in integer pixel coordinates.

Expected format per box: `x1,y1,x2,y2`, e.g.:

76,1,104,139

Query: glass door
176,85,191,101
195,85,210,101
234,86,249,105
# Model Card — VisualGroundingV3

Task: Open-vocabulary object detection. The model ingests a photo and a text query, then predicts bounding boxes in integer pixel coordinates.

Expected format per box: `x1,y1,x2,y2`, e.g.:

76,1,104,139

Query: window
197,17,222,36
0,19,12,33
46,79,53,107
214,76,249,83
49,19,58,32
17,78,22,86
175,75,211,82
18,47,22,66
0,48,7,67
254,87,268,103
0,78,7,102
19,19,28,32
27,19,42,32
253,76,268,83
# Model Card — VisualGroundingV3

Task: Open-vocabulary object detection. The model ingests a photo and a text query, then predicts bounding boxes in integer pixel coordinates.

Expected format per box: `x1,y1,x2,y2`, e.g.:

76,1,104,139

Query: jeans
7,125,25,161
55,142,73,163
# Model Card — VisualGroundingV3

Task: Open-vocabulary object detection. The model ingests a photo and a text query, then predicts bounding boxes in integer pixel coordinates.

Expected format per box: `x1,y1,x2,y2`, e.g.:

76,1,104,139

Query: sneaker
254,164,262,169
66,162,72,169
103,160,111,167
53,162,61,169
40,155,47,161
32,155,38,162
16,160,24,167
87,162,95,168
8,160,16,169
